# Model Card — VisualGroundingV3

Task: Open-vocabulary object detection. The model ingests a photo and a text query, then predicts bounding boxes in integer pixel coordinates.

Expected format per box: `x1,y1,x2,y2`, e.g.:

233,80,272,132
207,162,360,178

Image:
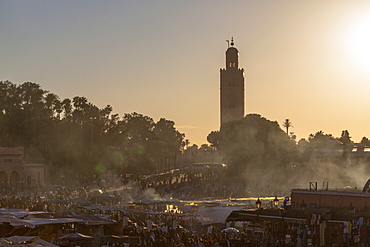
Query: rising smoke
217,115,370,196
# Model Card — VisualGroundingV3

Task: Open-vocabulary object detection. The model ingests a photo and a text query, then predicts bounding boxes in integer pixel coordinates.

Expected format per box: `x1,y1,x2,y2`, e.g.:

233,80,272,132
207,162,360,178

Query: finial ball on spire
231,37,234,46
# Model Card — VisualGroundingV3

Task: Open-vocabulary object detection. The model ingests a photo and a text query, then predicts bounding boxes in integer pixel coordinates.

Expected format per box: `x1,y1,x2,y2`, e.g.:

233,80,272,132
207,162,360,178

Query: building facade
220,38,245,126
291,188,370,211
0,147,45,194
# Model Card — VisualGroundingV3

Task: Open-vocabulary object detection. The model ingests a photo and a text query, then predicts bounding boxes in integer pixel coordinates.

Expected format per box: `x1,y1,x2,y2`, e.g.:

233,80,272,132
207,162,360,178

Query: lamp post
255,198,262,224
256,198,262,209
273,196,279,208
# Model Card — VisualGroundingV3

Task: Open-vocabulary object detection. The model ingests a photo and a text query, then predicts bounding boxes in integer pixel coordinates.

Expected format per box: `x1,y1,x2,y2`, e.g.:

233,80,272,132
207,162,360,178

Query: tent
30,239,60,247
57,233,93,240
5,236,38,244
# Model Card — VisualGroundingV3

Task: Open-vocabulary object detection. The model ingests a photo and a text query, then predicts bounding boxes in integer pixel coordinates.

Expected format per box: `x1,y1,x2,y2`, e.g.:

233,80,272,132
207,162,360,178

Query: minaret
220,37,245,126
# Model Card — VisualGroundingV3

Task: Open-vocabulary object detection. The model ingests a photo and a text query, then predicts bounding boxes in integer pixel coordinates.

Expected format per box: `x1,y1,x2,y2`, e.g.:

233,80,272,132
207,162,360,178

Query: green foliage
207,131,220,149
336,130,352,145
306,131,339,153
214,114,299,182
0,81,185,179
282,119,293,134
361,137,370,146
308,131,333,143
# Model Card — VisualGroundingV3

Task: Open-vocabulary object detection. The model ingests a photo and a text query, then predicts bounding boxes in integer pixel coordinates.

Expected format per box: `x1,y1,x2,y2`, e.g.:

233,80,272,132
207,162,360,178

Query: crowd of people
122,168,250,200
0,168,298,246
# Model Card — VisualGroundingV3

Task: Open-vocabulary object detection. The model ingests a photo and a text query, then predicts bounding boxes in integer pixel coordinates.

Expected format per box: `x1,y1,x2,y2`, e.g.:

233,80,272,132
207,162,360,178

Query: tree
361,137,370,146
336,130,352,145
0,81,186,180
303,131,345,163
182,139,190,151
308,131,333,143
154,118,185,169
282,119,293,135
207,131,220,149
297,138,309,153
0,81,20,145
199,144,209,152
215,114,299,186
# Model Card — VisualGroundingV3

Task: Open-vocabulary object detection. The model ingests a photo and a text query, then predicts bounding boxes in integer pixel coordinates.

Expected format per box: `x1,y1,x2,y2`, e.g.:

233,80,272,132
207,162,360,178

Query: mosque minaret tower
220,37,245,126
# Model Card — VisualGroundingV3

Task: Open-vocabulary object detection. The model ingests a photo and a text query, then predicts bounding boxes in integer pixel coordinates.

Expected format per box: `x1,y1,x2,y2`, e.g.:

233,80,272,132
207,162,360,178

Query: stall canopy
226,210,307,223
0,217,84,229
197,206,244,225
57,232,93,240
5,236,38,244
0,208,50,218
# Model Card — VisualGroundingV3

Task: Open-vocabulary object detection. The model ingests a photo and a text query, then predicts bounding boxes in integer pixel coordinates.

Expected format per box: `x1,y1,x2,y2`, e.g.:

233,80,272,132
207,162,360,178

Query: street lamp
256,198,262,209
273,196,279,208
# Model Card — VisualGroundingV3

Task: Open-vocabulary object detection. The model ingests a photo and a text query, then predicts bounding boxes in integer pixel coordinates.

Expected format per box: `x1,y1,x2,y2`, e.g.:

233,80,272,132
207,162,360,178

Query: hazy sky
2,0,370,145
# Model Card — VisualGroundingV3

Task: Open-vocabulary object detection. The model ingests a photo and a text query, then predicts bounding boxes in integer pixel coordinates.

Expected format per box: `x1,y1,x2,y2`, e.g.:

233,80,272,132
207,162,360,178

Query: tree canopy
209,114,299,185
207,117,367,192
0,81,185,180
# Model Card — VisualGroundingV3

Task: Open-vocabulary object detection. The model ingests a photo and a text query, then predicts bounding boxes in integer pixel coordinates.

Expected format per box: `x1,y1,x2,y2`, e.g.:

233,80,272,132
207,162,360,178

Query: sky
2,0,370,145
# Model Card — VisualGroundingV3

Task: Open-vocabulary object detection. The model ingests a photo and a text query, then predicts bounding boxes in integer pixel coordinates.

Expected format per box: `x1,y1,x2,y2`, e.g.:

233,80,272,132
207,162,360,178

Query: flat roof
291,189,370,198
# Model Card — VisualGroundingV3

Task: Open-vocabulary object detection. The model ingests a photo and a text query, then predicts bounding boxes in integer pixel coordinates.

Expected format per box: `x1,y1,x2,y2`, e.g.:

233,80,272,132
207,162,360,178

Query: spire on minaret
230,37,234,47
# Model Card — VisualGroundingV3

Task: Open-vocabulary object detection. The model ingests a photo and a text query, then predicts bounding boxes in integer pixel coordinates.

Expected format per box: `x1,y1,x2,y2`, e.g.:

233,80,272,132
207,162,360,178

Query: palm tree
282,119,293,134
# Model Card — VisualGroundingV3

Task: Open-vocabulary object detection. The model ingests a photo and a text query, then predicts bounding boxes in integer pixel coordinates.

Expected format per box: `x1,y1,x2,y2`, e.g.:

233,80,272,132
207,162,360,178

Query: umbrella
57,232,94,240
221,227,240,233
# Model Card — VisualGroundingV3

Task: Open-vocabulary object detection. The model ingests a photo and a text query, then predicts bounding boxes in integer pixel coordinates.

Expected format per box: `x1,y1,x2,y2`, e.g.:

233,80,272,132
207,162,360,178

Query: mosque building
220,37,245,126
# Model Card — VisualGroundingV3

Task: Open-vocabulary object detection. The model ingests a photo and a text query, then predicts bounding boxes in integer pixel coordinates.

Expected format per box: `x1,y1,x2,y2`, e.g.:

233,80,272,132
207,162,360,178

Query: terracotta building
291,183,370,211
0,147,45,194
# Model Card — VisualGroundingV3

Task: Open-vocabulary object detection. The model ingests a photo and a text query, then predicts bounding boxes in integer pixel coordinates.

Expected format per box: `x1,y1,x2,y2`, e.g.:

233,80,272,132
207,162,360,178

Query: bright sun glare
347,16,370,71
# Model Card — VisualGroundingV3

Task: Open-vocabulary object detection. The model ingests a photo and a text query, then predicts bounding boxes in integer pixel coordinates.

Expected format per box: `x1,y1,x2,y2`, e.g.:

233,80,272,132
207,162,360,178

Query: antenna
226,40,229,48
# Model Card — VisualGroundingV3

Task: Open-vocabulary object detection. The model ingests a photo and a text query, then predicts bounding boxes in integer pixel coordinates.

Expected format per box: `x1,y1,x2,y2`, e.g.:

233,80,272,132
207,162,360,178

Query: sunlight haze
1,0,370,145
